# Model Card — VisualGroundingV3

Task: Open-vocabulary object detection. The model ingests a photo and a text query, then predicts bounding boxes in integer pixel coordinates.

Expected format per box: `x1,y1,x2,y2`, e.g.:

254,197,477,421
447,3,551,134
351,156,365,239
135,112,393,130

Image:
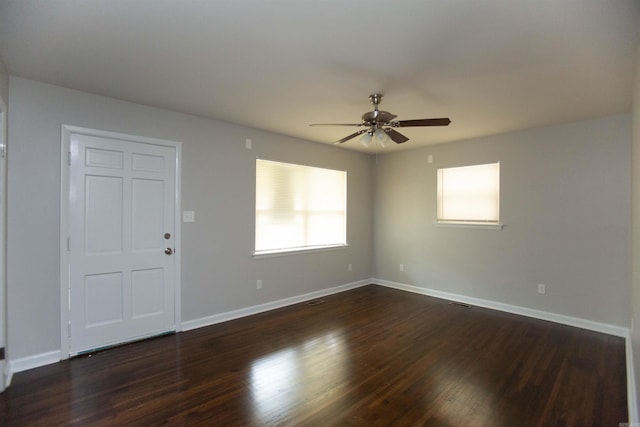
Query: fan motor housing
361,110,397,125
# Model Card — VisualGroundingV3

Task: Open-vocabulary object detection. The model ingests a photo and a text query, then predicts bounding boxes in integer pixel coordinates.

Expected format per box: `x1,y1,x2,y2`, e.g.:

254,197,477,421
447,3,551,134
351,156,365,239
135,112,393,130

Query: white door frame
60,125,182,359
0,98,7,389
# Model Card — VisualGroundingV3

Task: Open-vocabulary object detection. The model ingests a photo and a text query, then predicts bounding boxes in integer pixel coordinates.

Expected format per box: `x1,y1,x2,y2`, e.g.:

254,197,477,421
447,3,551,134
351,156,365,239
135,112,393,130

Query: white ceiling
1,0,639,153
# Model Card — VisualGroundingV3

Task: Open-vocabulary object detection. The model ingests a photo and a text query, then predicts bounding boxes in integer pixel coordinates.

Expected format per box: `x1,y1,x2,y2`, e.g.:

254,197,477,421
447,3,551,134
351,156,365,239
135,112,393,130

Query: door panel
84,272,124,327
85,147,124,169
69,133,176,354
132,179,164,252
132,153,165,172
85,175,123,255
131,268,164,318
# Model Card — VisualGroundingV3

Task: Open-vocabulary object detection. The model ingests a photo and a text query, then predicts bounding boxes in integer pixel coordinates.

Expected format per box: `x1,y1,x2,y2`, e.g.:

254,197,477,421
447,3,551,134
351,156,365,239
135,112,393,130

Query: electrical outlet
537,284,546,294
257,279,262,289
400,264,404,272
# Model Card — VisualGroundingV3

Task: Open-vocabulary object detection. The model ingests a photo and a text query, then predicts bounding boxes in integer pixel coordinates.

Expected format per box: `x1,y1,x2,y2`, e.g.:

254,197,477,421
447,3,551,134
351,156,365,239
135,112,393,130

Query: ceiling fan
310,93,451,146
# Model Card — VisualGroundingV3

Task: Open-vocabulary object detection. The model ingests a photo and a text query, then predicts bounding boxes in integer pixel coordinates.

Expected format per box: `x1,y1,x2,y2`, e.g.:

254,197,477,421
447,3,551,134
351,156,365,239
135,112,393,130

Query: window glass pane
256,159,347,253
437,162,500,223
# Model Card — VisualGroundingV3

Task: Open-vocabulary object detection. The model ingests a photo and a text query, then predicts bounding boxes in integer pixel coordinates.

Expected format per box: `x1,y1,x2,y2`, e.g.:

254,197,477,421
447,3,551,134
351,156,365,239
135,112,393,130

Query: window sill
434,221,505,230
253,244,349,259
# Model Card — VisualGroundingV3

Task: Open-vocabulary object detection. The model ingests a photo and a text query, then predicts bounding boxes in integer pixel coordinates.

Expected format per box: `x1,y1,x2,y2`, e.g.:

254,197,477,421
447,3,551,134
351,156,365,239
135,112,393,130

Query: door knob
164,248,173,255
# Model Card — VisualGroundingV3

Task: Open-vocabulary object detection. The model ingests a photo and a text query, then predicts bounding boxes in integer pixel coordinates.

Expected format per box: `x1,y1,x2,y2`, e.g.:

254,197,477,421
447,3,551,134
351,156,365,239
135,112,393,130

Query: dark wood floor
0,285,628,426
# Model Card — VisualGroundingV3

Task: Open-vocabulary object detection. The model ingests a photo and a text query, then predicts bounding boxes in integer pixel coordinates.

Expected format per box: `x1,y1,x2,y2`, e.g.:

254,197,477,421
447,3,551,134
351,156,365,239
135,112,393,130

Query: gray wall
631,41,640,417
374,114,631,327
0,60,7,103
7,77,373,360
6,74,635,366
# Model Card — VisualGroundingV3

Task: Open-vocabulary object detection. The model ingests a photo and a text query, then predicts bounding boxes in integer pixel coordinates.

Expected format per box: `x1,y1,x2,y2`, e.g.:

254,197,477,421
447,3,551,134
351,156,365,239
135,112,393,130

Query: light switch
183,211,195,223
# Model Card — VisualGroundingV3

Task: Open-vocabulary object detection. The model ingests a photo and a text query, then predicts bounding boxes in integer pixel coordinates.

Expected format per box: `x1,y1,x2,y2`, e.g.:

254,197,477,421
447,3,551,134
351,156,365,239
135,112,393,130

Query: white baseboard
2,360,9,389
9,277,636,422
6,281,370,376
9,350,61,375
181,279,371,332
374,279,640,419
627,334,639,425
373,279,629,338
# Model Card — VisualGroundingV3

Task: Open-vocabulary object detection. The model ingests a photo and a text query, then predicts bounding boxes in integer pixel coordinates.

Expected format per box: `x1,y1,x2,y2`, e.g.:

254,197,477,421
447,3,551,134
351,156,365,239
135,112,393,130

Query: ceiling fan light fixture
375,128,391,147
360,132,373,147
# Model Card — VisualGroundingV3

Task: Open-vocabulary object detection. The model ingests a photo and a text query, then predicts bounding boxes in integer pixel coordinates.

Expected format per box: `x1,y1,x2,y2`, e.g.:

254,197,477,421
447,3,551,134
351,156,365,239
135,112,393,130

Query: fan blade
335,130,367,144
395,118,451,127
309,123,363,127
386,129,409,144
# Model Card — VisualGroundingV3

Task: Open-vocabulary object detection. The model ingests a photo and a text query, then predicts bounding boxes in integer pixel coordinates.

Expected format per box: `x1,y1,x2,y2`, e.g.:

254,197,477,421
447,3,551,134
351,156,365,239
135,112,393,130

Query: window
255,159,347,255
437,162,501,226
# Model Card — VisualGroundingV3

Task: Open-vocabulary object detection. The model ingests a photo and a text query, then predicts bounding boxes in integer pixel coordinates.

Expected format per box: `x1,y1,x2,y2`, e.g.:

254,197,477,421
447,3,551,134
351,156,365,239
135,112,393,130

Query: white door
69,133,177,354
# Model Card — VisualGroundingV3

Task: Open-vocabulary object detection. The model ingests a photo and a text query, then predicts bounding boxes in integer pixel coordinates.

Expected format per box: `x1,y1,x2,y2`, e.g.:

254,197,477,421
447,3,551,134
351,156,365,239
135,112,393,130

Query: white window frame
254,159,348,256
436,162,504,229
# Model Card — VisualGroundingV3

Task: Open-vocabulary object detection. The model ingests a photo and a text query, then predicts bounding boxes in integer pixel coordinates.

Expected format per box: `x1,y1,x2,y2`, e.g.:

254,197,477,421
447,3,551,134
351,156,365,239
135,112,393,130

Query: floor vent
449,301,472,309
306,299,326,306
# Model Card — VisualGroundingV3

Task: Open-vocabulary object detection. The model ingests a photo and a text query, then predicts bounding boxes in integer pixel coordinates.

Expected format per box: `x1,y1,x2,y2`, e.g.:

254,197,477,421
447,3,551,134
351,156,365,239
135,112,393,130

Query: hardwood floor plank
0,285,628,426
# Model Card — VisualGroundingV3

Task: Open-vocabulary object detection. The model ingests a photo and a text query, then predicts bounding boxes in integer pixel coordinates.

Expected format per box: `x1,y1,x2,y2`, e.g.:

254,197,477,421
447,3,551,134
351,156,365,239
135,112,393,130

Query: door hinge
68,322,72,338
67,237,71,252
0,145,6,158
68,151,72,166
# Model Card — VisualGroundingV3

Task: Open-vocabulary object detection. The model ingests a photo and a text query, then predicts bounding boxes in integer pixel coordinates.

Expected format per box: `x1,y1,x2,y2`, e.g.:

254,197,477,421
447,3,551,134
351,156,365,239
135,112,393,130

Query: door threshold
74,330,176,357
